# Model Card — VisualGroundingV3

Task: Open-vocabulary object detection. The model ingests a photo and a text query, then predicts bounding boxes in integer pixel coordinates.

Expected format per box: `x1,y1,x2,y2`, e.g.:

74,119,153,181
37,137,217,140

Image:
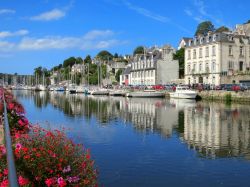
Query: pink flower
57,177,67,187
3,169,8,175
15,143,22,151
18,176,29,186
0,146,6,155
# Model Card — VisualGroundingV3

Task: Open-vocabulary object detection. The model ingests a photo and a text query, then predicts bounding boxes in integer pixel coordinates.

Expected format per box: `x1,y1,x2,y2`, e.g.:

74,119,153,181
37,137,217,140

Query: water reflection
14,91,250,159
184,102,250,159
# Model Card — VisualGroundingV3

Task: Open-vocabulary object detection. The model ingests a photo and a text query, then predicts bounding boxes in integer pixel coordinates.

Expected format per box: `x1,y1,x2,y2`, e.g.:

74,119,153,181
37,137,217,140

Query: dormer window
200,37,203,44
213,34,216,41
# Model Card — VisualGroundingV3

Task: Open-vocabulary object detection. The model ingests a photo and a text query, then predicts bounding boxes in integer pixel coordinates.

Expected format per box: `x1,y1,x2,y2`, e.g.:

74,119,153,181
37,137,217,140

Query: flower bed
0,88,98,186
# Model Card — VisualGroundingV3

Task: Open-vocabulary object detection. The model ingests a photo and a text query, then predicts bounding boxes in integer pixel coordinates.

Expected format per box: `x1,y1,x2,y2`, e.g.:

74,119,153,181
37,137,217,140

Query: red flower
45,178,55,187
7,103,14,110
0,179,9,187
18,176,30,186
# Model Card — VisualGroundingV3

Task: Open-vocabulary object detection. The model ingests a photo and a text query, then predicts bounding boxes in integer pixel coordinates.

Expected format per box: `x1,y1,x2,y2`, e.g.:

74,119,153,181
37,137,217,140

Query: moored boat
126,90,165,98
169,85,197,99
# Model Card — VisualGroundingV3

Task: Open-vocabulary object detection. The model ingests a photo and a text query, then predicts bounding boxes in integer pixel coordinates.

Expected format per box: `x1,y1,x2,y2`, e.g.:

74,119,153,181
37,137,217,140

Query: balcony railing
2,94,19,187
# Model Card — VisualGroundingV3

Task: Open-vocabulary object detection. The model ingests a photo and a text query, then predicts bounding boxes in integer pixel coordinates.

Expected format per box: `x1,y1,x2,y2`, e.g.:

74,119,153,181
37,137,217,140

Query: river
13,90,250,187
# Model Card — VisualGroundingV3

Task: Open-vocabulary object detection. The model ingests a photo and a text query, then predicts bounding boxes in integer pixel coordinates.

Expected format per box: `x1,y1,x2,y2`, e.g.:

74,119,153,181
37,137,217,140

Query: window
213,34,216,41
188,50,191,60
205,47,209,57
240,46,244,56
199,63,202,71
228,61,234,69
193,63,196,73
229,45,233,56
199,48,203,58
193,49,197,59
212,62,216,72
239,61,244,71
188,65,191,73
212,46,216,56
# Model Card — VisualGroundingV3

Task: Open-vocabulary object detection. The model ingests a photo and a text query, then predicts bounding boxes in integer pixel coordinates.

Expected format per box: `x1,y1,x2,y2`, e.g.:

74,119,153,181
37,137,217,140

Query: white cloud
0,41,15,51
0,9,15,15
123,0,169,23
0,30,127,52
16,30,125,50
18,36,80,50
30,9,66,21
83,30,114,40
186,0,226,26
184,9,192,16
0,30,29,38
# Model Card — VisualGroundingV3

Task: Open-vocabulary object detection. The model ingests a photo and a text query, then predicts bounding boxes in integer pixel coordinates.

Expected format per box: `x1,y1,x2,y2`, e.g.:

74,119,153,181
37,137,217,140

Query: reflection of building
119,98,178,137
183,103,250,159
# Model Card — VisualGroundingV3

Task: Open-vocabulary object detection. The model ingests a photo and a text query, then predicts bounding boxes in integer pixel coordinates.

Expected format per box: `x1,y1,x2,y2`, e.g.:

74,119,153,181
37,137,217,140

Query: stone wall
198,90,250,102
221,74,250,84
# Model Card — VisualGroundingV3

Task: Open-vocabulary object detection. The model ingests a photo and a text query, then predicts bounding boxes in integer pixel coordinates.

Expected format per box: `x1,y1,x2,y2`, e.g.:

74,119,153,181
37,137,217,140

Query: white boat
90,88,109,95
55,87,65,92
35,84,46,91
109,89,128,96
169,85,197,99
126,90,165,98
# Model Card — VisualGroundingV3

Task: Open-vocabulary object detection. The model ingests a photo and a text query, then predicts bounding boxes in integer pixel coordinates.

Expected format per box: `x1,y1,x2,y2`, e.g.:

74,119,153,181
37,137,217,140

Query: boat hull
169,92,197,99
126,91,165,98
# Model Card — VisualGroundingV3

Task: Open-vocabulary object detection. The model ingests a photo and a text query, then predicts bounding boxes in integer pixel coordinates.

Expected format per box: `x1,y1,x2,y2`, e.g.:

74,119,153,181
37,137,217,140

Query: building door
239,61,243,71
198,76,203,84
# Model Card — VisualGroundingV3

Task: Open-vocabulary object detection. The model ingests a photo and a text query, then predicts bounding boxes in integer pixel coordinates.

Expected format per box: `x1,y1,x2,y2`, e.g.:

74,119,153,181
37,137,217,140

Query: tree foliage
215,26,230,33
63,57,83,68
195,21,215,36
133,46,144,55
173,48,185,78
84,55,92,64
115,69,122,82
96,50,113,61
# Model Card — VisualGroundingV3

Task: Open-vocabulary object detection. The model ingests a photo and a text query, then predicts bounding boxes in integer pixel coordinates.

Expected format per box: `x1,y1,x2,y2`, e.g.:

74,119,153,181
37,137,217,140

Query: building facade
129,45,179,86
185,23,250,86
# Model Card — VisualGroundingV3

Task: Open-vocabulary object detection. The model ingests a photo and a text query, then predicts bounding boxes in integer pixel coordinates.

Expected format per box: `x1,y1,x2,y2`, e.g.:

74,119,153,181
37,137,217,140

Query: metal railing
2,94,19,187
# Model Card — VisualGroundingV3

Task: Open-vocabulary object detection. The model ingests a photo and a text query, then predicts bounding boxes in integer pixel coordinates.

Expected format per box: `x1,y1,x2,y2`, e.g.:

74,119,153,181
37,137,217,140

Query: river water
14,90,250,187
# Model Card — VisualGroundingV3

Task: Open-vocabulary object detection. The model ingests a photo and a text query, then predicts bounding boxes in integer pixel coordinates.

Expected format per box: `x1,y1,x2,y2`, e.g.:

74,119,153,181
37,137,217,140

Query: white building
129,45,179,86
71,64,85,73
120,64,131,86
185,23,250,86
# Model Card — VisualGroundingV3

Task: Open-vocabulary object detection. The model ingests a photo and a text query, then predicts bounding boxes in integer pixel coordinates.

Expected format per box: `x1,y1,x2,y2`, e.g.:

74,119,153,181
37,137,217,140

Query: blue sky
0,0,249,74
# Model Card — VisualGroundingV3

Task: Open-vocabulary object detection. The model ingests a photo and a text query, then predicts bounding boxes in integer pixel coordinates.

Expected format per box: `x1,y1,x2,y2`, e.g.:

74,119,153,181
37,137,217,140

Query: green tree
76,57,83,64
34,66,43,77
215,26,230,33
195,21,215,36
96,50,113,61
114,53,119,58
133,46,144,55
173,48,185,79
115,69,122,82
84,55,92,64
63,57,76,68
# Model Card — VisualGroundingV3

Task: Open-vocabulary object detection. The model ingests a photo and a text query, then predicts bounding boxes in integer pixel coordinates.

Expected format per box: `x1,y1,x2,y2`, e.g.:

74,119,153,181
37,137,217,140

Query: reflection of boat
169,98,196,109
169,86,197,99
109,89,128,96
126,90,165,98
